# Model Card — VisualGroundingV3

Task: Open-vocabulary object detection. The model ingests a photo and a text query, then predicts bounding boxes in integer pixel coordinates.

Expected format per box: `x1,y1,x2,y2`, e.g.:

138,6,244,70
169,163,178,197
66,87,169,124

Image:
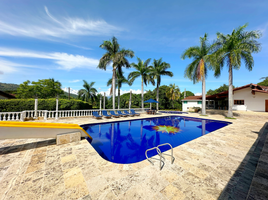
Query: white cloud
69,79,81,83
98,88,146,96
195,93,202,96
62,87,79,95
0,6,123,40
0,48,99,70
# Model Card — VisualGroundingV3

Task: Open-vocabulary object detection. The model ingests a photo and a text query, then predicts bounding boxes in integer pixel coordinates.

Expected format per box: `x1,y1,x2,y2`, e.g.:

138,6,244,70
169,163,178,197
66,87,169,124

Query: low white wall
233,87,268,112
182,101,202,111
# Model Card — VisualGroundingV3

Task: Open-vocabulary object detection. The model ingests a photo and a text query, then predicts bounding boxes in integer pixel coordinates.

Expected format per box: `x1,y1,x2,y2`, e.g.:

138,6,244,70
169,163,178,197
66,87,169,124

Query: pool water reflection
81,116,231,164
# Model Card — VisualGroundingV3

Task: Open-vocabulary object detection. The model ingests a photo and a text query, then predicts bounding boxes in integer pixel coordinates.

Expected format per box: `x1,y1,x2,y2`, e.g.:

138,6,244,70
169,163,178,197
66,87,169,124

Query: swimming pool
81,116,231,164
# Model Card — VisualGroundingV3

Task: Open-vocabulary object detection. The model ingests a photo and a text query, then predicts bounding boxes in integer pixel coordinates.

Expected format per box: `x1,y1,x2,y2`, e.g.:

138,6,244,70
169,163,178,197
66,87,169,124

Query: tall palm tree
181,33,213,115
150,58,173,110
213,24,262,117
107,71,132,109
78,80,97,103
166,84,180,109
98,37,134,109
128,57,154,109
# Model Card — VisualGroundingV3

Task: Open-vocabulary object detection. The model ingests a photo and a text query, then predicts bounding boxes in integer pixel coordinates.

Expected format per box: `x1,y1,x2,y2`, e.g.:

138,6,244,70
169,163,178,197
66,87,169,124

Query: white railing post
34,98,38,119
55,97,59,120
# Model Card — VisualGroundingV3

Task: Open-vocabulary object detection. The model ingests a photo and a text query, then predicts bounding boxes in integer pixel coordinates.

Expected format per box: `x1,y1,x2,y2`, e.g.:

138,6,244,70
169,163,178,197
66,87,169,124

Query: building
182,83,268,112
0,91,16,99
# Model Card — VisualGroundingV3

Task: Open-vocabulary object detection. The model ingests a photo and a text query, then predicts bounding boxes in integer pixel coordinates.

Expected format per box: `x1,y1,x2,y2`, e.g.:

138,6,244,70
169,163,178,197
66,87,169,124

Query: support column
55,96,59,120
129,90,132,111
34,98,38,119
103,92,106,109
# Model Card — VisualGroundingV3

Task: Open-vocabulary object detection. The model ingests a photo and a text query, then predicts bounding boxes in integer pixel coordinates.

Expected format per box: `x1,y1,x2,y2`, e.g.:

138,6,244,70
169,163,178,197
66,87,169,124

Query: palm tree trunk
141,78,144,109
118,85,120,110
228,64,233,118
202,76,206,115
156,84,159,110
172,100,174,109
112,67,116,110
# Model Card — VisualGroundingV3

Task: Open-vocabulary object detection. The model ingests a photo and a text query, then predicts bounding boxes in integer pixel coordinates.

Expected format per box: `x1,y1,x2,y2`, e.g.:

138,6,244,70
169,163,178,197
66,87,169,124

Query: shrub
0,98,92,112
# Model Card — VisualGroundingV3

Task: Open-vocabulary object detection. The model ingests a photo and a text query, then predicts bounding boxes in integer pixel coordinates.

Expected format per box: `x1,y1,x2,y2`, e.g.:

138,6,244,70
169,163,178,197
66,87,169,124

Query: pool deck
0,112,268,199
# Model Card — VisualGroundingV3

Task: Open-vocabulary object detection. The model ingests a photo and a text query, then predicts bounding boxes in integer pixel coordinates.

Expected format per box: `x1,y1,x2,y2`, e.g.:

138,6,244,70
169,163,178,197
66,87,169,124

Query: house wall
233,87,268,111
182,101,202,111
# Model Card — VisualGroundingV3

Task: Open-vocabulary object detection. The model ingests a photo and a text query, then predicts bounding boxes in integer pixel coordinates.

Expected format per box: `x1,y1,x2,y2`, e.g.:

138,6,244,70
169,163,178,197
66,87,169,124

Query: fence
0,108,146,121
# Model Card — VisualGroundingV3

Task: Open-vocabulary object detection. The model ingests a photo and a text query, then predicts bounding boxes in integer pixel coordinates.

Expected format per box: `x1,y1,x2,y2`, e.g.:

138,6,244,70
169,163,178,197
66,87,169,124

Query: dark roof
0,91,16,99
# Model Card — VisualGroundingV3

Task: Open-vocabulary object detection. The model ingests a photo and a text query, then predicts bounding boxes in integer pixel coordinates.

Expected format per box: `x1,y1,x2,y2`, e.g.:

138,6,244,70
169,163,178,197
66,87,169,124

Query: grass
200,114,208,116
225,117,236,119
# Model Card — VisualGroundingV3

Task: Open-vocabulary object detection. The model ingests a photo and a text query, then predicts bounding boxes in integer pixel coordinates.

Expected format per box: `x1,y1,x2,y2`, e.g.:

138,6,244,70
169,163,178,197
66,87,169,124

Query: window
198,101,202,104
234,100,244,105
183,101,187,104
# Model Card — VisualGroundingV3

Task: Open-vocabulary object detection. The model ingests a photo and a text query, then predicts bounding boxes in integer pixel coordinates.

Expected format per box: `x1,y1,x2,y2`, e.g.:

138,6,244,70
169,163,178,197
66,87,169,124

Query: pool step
145,143,175,170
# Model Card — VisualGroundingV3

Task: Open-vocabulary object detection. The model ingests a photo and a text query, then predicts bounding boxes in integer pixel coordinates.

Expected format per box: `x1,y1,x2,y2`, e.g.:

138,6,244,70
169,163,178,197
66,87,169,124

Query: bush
0,98,92,112
192,107,201,112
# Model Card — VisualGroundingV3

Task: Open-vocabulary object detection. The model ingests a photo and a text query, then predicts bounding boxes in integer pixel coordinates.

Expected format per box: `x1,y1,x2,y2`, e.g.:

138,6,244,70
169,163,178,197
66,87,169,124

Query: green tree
213,23,262,117
150,58,173,110
181,33,214,115
98,36,134,109
258,78,268,86
16,79,63,99
107,71,132,109
128,57,154,109
206,84,233,95
16,80,34,99
78,81,97,103
166,84,180,108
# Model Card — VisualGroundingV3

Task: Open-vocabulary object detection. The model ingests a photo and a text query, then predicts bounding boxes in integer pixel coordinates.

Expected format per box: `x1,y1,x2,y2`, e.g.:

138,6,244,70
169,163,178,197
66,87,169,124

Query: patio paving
0,112,268,199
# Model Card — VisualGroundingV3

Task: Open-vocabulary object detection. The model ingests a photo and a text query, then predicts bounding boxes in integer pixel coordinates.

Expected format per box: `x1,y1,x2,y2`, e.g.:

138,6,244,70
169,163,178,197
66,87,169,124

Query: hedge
0,98,92,112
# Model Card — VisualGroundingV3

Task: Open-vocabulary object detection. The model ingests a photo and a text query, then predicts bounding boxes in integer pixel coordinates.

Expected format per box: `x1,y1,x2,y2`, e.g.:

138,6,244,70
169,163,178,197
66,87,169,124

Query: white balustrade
0,108,144,121
0,112,22,121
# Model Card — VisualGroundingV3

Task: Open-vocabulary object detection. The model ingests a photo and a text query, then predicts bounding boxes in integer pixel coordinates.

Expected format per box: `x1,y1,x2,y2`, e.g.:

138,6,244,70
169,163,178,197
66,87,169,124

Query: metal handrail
145,147,165,170
157,143,175,164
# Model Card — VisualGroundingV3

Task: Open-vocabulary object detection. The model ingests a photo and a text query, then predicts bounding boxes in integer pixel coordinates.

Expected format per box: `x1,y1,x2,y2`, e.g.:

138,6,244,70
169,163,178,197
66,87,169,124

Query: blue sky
0,0,268,96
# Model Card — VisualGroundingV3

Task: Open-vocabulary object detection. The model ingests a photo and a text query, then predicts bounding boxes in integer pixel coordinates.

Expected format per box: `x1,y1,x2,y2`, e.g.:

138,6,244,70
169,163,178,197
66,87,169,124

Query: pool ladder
145,143,175,170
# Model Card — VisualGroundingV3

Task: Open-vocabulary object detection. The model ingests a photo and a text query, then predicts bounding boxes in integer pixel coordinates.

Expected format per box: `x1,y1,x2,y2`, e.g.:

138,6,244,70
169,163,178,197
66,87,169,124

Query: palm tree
213,24,262,117
78,80,97,103
166,84,180,109
128,57,154,109
181,33,213,115
150,58,173,110
98,37,134,109
107,71,132,109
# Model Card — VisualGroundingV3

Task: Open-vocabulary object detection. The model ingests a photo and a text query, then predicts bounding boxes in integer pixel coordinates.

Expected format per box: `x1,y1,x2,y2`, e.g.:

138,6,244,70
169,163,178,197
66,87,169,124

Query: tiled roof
181,96,202,101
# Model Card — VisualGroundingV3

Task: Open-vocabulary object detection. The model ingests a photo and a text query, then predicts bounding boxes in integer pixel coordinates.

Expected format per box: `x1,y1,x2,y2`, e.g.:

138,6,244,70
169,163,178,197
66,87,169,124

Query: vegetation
207,84,235,95
107,72,132,109
98,36,134,110
78,80,97,103
16,78,64,99
166,84,180,108
213,23,262,117
150,58,173,110
182,33,214,116
0,82,19,91
128,57,154,109
258,77,268,86
0,98,92,112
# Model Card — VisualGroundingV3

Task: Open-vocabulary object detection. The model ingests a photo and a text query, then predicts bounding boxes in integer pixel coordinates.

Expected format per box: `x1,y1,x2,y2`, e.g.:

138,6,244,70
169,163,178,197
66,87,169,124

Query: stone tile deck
0,112,268,199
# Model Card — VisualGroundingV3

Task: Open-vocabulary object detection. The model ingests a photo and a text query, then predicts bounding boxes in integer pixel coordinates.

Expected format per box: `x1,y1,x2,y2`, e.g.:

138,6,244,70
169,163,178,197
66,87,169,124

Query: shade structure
144,99,159,103
144,99,159,110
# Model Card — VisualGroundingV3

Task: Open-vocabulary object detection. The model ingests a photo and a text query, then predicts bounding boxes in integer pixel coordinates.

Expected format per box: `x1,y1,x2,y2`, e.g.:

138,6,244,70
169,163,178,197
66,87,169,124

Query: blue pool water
81,116,231,164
